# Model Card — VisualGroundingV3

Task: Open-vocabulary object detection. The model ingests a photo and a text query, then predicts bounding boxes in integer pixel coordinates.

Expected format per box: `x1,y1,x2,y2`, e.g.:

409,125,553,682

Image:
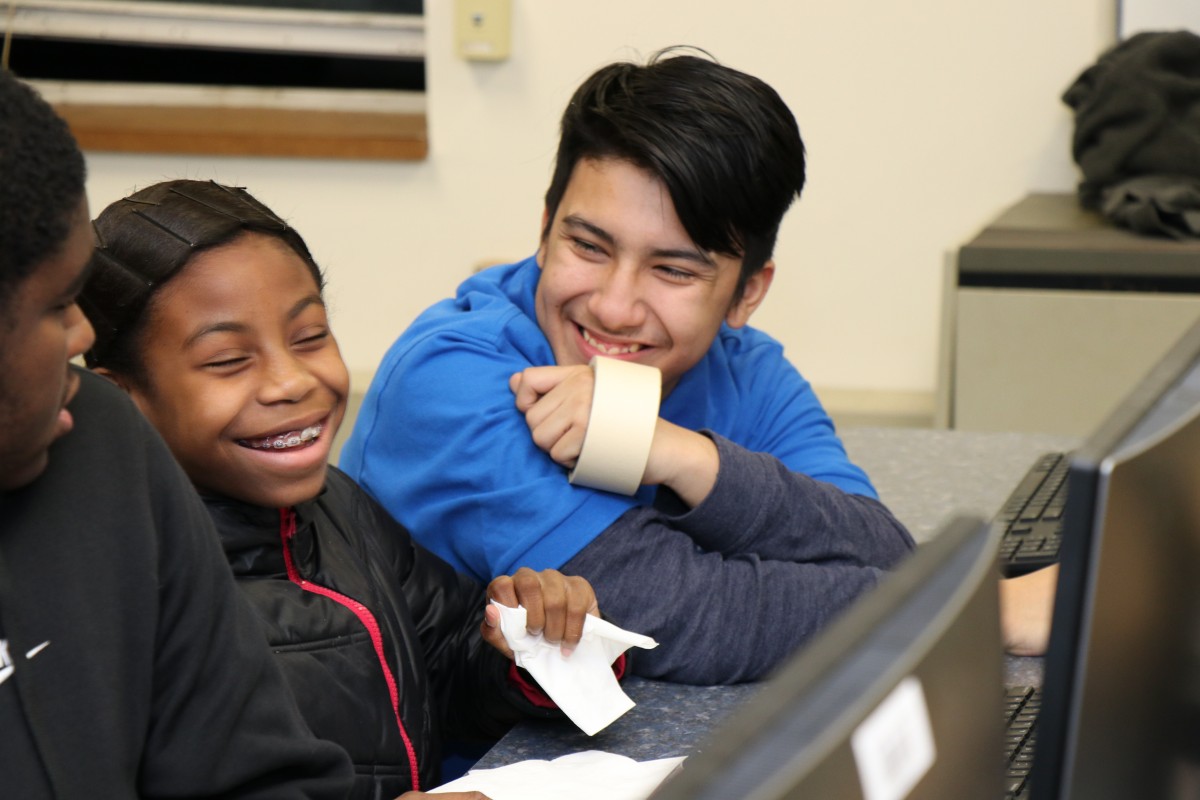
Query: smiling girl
79,180,603,799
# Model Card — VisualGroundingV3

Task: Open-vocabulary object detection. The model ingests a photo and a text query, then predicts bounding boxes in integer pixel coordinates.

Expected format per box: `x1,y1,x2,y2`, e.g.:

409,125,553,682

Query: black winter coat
204,466,552,797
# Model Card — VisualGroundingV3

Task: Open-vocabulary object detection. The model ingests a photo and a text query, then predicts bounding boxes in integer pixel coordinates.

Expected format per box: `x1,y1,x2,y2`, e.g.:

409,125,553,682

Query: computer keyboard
995,452,1069,577
1004,685,1041,800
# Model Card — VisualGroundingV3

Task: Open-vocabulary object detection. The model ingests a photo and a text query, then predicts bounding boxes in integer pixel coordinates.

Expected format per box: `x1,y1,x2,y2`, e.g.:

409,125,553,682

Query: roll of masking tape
568,356,662,496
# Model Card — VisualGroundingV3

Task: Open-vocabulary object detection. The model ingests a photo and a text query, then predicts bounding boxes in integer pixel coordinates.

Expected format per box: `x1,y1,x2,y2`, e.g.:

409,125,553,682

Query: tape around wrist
568,356,663,496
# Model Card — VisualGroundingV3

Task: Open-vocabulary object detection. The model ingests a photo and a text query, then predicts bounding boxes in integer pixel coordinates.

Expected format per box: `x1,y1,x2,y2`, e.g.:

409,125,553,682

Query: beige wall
83,0,1115,410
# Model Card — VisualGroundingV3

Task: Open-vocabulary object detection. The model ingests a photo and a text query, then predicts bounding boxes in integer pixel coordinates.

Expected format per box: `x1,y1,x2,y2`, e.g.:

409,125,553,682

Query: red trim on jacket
507,663,557,710
506,654,629,710
277,508,421,792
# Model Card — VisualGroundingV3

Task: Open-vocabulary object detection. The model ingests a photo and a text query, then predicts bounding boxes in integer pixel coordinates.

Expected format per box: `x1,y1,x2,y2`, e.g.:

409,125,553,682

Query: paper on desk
428,750,686,799
493,601,658,736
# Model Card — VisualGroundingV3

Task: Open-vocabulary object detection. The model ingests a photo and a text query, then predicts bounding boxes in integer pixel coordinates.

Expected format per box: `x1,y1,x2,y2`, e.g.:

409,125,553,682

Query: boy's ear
726,261,775,329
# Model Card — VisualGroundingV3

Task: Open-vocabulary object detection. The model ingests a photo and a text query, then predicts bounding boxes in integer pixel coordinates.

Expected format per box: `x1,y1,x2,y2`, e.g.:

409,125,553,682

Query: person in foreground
341,49,917,685
80,178,606,798
0,71,355,796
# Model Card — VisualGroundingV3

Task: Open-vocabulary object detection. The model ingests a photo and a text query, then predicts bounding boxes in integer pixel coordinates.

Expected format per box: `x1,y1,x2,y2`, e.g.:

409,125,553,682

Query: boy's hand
509,365,596,469
482,567,599,658
509,364,719,507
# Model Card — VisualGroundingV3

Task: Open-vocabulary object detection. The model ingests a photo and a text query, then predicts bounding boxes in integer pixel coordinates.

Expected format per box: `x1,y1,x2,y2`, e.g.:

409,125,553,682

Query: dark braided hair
80,179,324,386
0,69,87,314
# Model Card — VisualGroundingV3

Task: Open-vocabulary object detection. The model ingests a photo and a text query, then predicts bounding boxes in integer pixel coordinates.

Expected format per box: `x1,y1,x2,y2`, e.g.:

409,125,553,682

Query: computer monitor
1032,317,1200,800
653,515,1006,800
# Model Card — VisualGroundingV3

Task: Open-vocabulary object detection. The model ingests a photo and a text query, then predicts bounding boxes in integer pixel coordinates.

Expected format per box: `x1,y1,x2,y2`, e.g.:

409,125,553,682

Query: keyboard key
995,452,1069,576
1003,685,1040,800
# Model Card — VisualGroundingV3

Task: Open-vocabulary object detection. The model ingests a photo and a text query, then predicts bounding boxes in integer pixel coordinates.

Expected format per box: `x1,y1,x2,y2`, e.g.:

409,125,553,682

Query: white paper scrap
428,750,686,800
493,601,658,736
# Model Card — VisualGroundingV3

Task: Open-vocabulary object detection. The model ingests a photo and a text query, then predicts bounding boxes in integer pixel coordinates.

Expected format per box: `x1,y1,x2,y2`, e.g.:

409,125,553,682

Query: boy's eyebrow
650,245,716,268
184,294,325,348
562,214,715,267
563,214,616,247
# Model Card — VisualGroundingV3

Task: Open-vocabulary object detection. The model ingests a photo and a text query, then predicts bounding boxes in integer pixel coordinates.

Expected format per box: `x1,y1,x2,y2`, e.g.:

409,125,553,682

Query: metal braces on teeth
246,424,323,449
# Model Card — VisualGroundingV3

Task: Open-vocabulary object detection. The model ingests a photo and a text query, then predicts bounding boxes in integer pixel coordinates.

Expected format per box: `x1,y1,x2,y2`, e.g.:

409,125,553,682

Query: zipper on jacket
277,507,421,792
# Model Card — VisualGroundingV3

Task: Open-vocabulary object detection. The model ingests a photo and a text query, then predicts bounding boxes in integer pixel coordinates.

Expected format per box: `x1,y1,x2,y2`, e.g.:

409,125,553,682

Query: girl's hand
482,567,599,658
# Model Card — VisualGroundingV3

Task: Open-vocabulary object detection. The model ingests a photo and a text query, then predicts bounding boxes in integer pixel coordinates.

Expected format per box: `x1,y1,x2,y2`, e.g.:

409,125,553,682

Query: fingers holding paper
483,568,660,737
483,567,599,659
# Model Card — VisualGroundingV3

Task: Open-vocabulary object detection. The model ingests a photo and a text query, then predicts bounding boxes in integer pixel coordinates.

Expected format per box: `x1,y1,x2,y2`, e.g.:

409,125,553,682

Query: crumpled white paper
493,601,658,735
429,750,686,799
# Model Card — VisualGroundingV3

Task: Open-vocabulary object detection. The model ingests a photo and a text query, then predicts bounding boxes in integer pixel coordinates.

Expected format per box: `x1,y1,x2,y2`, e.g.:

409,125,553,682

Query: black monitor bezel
1032,317,1200,799
652,514,1002,800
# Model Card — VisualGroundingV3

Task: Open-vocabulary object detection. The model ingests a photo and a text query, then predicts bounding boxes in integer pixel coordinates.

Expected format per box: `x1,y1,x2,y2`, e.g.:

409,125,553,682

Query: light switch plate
455,0,512,61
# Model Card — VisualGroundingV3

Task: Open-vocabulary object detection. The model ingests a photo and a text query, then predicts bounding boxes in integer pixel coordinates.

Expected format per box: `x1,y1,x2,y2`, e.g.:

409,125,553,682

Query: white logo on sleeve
0,639,50,687
0,640,13,686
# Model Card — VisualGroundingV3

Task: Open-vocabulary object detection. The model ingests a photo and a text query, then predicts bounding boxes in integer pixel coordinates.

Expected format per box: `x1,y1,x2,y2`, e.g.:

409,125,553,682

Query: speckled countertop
476,676,760,767
476,426,1079,769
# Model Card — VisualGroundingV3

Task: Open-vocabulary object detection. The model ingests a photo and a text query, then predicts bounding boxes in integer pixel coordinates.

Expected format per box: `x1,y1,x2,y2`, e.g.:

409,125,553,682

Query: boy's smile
124,233,348,508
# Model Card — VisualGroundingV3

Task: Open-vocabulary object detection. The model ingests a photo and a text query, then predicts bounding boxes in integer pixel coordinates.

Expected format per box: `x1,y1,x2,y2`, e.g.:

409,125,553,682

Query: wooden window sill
55,103,427,160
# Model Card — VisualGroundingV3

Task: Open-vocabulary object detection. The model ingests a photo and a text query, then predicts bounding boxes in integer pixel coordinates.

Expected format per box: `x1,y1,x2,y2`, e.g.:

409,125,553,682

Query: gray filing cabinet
947,193,1200,436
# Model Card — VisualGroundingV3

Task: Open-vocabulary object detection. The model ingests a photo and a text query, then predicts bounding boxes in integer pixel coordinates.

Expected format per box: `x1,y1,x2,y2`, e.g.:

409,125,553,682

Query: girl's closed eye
295,329,330,348
203,352,250,370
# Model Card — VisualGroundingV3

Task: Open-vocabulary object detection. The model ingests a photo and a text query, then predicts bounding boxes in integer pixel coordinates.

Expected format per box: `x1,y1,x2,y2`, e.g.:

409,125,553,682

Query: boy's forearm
642,419,720,507
666,433,915,565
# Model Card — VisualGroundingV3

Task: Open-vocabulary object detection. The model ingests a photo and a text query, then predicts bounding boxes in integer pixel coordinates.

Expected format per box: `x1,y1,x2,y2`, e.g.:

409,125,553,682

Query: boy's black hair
0,69,87,317
542,48,807,296
81,179,324,386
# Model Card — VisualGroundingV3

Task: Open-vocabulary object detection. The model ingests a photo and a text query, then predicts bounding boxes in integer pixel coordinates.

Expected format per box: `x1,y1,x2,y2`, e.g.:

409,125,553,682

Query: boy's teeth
582,329,642,355
241,424,323,450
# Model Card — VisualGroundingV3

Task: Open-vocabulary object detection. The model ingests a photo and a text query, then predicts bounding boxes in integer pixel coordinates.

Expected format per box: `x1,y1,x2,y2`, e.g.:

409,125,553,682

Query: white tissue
493,601,658,735
429,750,686,799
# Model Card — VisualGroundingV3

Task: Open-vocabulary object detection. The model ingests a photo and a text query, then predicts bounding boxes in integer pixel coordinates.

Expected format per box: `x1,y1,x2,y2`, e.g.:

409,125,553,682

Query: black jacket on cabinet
1064,30,1200,237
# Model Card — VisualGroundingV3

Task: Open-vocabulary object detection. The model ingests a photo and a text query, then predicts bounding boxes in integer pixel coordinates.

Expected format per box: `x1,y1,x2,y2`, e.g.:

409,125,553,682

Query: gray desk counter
840,427,1078,546
475,426,1078,770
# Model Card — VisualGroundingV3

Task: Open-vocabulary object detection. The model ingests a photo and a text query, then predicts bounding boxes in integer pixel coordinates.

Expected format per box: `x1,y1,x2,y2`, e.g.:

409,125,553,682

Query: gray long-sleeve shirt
563,432,915,685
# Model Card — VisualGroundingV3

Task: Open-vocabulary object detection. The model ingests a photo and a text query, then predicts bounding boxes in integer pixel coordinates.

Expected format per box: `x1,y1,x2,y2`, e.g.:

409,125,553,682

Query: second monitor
1032,317,1200,799
652,514,1006,800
